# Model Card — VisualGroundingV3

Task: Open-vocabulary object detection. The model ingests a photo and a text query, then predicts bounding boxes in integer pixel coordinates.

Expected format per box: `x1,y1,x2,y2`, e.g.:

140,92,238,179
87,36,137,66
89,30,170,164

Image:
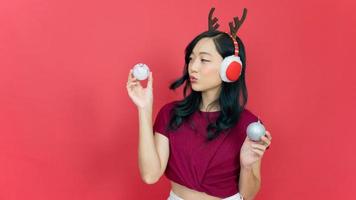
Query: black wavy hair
167,30,248,141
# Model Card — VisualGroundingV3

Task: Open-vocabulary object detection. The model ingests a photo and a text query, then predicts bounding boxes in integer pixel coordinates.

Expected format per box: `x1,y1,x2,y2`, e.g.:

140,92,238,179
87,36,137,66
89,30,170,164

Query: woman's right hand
126,69,153,110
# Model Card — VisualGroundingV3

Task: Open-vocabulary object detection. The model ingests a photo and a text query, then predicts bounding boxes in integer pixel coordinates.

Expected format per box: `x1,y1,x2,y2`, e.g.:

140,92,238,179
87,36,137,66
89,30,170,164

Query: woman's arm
126,70,166,184
238,159,261,200
137,107,170,184
238,131,272,200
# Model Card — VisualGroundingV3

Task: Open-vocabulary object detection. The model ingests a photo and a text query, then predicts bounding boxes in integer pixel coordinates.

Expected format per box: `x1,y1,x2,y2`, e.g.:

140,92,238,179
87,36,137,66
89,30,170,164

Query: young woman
126,8,272,200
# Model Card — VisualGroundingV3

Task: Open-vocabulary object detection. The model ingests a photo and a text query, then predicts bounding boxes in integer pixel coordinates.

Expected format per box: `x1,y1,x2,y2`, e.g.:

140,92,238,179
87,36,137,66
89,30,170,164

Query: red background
1,0,355,199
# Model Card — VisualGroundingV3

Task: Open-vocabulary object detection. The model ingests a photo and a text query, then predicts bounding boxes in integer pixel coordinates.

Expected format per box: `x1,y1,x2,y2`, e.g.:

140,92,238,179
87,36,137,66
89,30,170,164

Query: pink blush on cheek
200,67,220,82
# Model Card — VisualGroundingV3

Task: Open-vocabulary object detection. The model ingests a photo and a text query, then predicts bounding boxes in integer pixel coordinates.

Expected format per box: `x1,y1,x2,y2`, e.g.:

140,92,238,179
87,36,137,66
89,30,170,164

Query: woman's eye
201,59,210,62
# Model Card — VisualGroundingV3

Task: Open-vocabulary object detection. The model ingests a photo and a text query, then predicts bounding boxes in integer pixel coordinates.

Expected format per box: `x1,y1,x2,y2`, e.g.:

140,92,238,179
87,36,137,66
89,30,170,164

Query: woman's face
188,37,223,92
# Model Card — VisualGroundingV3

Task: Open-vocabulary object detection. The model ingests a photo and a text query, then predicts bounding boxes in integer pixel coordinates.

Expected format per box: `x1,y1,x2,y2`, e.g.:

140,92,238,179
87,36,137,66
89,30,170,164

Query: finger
265,131,272,140
260,136,271,147
126,78,137,86
244,137,254,145
147,71,153,89
251,143,267,151
127,69,139,83
128,69,133,81
245,136,253,142
126,81,139,89
252,148,264,157
131,76,138,82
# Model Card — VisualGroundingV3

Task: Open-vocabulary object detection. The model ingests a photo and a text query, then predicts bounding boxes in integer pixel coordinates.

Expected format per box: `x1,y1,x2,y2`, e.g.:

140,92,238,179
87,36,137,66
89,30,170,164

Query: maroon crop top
153,101,262,198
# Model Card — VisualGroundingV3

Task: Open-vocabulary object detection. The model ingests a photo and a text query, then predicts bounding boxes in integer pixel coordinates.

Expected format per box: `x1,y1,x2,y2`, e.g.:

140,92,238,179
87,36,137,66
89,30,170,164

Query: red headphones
220,34,242,82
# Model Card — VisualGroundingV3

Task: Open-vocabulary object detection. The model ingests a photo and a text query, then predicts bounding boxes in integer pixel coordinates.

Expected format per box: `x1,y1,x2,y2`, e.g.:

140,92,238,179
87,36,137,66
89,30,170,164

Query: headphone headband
228,34,239,57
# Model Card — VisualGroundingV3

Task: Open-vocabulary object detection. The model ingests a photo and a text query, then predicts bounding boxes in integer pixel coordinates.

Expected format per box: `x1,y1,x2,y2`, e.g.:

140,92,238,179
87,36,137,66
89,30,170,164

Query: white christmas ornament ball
246,120,266,141
132,63,150,80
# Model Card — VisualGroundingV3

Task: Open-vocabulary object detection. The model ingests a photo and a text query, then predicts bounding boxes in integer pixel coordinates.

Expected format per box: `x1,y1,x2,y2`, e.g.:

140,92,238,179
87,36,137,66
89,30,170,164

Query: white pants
167,190,243,200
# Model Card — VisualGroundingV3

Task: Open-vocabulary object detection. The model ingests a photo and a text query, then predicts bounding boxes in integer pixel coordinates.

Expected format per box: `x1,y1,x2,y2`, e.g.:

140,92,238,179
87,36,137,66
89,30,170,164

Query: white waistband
168,190,243,200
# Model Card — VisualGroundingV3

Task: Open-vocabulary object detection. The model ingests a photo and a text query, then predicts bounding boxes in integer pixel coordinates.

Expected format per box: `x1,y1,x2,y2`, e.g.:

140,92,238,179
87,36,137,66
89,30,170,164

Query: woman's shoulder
160,100,179,110
156,100,179,114
242,107,258,118
239,107,262,124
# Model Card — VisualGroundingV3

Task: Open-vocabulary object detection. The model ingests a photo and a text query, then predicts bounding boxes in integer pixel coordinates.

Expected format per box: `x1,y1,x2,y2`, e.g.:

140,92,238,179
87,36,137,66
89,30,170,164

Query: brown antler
208,7,220,31
229,8,248,36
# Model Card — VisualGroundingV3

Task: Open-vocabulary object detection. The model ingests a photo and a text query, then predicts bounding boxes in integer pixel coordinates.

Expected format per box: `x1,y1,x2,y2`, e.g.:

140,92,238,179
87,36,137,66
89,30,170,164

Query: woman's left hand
240,130,272,168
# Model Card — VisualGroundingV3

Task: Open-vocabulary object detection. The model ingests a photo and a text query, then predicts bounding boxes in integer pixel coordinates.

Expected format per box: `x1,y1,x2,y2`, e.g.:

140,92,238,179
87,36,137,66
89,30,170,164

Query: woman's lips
190,77,197,83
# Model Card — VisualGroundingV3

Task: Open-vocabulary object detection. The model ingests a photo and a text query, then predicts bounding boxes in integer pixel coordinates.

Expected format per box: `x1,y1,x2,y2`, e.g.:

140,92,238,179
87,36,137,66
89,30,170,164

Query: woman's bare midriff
171,180,222,200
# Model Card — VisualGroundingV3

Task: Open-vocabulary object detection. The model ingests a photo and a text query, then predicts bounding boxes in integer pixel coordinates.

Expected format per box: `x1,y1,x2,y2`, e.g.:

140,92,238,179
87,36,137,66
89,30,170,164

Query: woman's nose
190,59,199,72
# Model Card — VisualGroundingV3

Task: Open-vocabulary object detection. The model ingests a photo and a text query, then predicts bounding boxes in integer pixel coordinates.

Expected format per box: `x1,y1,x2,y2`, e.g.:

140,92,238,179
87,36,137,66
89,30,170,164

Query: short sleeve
153,102,175,139
240,109,265,134
242,109,270,149
258,117,264,125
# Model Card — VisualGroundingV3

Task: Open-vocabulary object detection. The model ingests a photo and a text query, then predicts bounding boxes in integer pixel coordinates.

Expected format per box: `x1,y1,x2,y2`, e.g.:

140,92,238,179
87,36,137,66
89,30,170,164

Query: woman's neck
200,87,221,111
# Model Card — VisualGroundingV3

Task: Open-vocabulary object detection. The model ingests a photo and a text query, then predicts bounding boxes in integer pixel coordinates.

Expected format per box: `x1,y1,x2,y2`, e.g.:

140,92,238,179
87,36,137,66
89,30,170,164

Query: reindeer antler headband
208,7,248,37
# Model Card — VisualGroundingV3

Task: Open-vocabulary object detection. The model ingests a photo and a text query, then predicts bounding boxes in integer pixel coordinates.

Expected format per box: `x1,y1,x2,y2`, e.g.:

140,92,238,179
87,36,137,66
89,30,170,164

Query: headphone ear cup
220,55,242,82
